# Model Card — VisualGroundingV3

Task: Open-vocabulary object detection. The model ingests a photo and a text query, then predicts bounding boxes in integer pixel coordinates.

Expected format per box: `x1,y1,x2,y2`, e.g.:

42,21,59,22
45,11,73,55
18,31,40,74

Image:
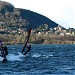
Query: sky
2,0,75,29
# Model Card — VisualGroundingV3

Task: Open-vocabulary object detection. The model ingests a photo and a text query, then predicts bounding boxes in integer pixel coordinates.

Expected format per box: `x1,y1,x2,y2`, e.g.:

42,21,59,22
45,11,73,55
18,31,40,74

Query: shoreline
3,41,75,45
1,34,75,45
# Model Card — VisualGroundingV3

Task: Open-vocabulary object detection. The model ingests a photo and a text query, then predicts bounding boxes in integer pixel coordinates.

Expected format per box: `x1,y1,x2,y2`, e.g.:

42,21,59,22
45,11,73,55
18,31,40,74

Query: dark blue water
0,44,75,75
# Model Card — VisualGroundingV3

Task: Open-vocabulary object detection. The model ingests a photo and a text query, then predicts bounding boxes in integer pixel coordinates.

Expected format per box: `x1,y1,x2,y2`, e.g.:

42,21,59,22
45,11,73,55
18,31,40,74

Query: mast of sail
22,28,32,53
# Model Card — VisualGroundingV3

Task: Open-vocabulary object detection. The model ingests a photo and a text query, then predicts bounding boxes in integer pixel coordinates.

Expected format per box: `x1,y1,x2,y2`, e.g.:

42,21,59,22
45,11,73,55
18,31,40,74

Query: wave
32,53,41,58
0,52,53,62
0,56,4,61
0,52,25,62
32,53,53,58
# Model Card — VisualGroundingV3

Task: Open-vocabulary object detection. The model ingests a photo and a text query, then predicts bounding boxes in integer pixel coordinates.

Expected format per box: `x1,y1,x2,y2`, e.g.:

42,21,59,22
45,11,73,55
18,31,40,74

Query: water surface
0,44,75,75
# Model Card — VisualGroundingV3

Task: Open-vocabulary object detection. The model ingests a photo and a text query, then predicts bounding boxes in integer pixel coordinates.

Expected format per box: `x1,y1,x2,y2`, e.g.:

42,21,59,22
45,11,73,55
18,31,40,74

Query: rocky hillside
0,1,58,31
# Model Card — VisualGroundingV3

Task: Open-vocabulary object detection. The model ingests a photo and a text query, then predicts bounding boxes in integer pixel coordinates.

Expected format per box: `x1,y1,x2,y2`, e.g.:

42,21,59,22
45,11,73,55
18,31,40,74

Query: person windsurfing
21,28,32,55
23,45,31,55
0,40,3,51
4,46,8,56
0,40,8,59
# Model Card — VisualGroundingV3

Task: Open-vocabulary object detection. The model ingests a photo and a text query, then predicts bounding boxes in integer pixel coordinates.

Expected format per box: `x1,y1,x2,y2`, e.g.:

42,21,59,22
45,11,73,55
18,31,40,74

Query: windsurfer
22,28,32,55
4,46,8,56
0,41,8,58
23,45,31,55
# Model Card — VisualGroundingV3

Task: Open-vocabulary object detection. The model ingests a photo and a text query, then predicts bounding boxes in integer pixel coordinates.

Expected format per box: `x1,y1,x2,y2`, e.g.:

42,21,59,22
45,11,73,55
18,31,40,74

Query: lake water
0,44,75,75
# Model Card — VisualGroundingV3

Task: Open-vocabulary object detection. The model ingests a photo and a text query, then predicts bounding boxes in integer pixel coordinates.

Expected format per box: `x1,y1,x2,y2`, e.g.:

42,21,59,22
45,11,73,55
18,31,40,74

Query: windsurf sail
22,28,32,53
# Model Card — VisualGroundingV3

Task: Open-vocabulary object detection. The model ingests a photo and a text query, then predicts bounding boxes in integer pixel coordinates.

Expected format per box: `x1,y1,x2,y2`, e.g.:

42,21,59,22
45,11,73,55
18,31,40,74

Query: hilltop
0,1,59,32
1,1,74,44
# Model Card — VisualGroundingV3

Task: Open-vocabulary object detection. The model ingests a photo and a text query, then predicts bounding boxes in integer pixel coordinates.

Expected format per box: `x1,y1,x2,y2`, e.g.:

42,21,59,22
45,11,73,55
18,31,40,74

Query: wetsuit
4,46,8,55
1,46,8,59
